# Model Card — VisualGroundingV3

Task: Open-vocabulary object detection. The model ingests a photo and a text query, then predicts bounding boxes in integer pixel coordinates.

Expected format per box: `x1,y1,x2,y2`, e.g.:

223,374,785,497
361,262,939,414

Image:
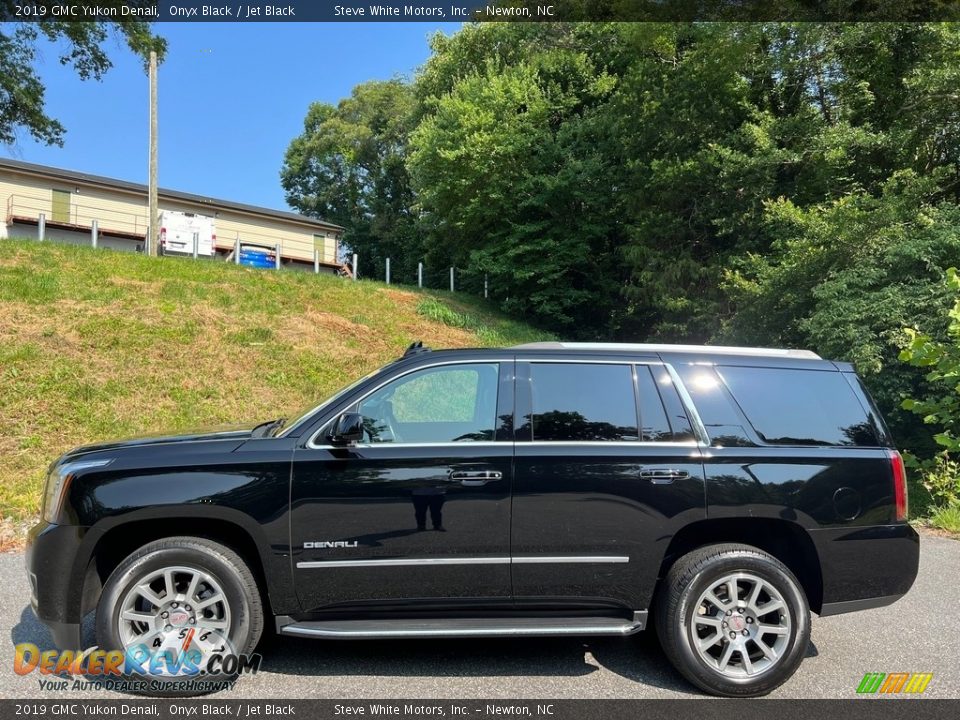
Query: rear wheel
655,543,810,697
95,537,263,696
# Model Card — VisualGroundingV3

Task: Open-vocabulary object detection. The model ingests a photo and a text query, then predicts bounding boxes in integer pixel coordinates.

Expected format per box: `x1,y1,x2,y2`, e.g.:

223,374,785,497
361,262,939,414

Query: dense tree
281,80,421,281
285,21,960,457
0,1,165,146
410,25,628,335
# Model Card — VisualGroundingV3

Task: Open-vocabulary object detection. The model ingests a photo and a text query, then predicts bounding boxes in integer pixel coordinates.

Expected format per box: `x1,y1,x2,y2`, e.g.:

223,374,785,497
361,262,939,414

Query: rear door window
717,366,881,446
530,363,639,441
643,366,695,441
635,365,676,441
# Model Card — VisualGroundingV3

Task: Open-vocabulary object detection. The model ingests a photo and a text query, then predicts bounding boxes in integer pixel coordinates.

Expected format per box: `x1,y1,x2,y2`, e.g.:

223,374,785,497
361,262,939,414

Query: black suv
26,342,919,697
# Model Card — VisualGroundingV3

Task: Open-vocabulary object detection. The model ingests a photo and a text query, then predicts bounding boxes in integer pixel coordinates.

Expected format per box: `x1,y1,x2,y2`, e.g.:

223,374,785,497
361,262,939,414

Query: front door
291,360,514,613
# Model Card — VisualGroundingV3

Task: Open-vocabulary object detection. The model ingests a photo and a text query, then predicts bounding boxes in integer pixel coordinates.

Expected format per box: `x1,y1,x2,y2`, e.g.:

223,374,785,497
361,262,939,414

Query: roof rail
511,341,821,360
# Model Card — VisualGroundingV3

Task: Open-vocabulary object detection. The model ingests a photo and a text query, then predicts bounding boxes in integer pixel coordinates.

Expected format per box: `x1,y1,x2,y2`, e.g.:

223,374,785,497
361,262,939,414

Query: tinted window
674,364,753,446
530,364,639,441
645,366,695,441
636,366,673,441
718,366,880,446
357,363,499,443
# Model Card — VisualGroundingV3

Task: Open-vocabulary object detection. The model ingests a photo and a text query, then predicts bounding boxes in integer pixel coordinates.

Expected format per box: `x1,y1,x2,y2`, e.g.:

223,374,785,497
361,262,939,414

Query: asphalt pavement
2,532,957,700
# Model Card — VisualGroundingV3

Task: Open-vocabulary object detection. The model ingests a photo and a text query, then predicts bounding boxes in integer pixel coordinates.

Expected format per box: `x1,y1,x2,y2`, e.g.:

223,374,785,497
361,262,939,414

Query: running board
277,613,646,639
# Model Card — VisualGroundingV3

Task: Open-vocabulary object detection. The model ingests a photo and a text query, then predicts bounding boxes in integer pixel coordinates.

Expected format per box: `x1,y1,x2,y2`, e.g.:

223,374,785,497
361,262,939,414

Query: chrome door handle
640,468,690,484
448,470,502,486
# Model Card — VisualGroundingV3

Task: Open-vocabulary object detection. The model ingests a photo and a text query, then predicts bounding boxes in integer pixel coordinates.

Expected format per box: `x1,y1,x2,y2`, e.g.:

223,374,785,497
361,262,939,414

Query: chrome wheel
690,572,792,678
117,565,232,667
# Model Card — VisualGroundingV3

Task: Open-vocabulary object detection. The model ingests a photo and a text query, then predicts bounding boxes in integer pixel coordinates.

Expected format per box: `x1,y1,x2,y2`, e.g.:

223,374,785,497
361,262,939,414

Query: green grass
929,506,960,534
0,238,552,529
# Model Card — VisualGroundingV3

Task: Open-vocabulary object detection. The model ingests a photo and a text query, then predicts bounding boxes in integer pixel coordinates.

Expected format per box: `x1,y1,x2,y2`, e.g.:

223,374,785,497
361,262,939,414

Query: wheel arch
656,518,823,614
80,507,291,621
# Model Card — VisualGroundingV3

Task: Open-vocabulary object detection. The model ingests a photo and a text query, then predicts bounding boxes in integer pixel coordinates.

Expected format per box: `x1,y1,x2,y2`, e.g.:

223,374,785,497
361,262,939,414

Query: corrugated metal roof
0,157,343,231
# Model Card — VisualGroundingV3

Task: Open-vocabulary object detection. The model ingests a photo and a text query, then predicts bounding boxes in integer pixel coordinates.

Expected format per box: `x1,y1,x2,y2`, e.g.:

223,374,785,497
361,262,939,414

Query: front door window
356,363,499,444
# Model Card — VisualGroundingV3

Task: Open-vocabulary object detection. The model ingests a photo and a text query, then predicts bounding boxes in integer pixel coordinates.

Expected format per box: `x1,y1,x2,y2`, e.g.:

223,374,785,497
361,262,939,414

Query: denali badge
304,541,359,549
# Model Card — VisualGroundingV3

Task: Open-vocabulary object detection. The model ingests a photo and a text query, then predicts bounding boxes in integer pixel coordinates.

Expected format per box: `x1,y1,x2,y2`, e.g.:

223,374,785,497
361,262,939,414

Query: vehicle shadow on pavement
10,605,815,696
254,629,700,694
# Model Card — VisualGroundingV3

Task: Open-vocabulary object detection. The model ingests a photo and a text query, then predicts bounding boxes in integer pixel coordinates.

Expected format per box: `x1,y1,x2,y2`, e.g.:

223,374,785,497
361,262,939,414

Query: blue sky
2,23,455,210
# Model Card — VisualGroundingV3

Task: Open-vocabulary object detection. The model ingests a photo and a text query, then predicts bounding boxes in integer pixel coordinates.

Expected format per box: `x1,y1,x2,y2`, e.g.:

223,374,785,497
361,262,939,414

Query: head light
42,458,114,523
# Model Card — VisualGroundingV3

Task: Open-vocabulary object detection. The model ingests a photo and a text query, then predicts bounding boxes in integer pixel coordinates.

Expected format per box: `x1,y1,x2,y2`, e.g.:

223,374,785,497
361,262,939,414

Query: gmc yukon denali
26,342,919,696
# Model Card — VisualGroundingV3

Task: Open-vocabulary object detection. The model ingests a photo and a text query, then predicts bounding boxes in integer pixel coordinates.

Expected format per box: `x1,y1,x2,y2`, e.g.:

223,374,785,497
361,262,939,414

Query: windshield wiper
251,418,286,438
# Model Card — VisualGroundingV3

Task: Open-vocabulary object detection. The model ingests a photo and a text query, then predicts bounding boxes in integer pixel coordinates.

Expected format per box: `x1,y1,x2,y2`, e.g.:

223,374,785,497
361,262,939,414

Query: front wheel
655,543,810,697
95,537,264,696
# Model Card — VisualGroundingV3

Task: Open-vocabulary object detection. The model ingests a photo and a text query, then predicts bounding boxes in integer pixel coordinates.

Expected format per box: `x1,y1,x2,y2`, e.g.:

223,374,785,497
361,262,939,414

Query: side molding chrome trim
511,555,630,564
296,555,630,569
297,557,510,569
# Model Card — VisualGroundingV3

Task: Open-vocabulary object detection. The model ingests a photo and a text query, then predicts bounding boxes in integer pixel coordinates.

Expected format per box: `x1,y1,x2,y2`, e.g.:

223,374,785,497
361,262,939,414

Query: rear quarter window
716,366,881,446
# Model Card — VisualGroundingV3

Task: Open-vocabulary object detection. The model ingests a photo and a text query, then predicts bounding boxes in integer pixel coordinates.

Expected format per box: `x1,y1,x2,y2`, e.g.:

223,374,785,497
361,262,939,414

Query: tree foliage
0,2,165,146
281,80,421,280
284,21,960,454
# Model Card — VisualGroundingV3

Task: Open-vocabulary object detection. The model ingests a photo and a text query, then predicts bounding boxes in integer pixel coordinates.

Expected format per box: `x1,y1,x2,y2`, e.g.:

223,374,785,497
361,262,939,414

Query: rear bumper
25,520,93,649
810,522,919,615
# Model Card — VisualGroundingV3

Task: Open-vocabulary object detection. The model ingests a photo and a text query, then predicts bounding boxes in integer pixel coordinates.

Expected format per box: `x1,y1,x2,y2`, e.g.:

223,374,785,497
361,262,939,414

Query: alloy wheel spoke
184,573,201,604
195,593,224,611
698,632,723,651
740,648,754,675
757,623,789,636
717,642,736,671
136,583,164,609
756,599,784,617
754,637,779,661
695,615,722,628
726,579,739,605
121,609,156,625
163,569,175,600
198,618,229,630
746,581,763,612
705,591,729,611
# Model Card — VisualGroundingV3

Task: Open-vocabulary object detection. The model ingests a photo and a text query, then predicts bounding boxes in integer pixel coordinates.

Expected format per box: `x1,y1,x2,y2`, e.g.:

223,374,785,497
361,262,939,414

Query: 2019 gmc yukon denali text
26,342,919,697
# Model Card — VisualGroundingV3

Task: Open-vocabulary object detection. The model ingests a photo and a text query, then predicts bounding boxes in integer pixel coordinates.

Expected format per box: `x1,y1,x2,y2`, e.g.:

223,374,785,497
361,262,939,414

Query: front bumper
25,520,93,649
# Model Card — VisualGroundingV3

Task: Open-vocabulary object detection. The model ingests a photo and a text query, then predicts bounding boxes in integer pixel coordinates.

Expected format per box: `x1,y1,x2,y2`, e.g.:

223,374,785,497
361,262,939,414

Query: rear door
510,359,706,612
290,359,515,613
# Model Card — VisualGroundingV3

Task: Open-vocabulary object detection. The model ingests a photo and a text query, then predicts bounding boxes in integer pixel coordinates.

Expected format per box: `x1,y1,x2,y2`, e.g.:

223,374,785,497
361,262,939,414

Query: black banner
2,700,960,720
2,0,960,23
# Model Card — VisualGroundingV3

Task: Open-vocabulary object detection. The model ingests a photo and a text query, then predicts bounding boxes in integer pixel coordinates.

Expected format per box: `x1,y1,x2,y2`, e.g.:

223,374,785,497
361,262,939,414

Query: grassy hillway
0,239,551,547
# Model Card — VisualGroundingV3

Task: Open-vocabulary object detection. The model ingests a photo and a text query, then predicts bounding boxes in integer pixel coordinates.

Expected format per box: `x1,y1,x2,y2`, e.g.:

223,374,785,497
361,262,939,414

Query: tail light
888,450,908,521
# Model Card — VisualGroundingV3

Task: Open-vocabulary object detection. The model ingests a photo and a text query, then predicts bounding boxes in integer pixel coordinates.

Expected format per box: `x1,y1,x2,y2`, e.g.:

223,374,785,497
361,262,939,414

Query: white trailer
159,210,216,257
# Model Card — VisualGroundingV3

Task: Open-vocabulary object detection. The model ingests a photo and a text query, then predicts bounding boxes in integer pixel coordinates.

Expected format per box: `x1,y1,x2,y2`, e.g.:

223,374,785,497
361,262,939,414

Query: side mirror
329,413,364,445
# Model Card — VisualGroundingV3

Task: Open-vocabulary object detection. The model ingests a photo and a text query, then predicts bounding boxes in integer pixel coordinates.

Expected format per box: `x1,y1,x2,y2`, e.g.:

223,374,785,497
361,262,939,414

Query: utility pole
147,50,159,256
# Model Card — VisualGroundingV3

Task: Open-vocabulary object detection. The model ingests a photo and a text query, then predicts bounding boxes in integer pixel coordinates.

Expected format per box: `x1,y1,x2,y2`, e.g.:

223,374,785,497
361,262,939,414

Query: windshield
277,366,387,437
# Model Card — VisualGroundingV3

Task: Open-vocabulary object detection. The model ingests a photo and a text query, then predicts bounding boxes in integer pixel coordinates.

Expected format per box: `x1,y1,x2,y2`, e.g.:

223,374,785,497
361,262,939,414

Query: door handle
448,470,502,486
640,468,690,484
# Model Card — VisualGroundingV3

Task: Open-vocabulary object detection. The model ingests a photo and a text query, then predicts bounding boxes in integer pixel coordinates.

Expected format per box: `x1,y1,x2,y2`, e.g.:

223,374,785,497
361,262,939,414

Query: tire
95,537,264,697
654,543,810,697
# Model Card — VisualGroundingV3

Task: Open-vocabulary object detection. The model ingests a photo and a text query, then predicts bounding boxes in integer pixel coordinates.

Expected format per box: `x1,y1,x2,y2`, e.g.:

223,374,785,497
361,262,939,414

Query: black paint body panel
25,346,919,645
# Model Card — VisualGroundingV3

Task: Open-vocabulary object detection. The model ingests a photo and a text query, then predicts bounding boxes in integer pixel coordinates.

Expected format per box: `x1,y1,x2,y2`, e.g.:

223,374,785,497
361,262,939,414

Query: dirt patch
0,516,32,553
917,523,960,541
376,287,421,306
